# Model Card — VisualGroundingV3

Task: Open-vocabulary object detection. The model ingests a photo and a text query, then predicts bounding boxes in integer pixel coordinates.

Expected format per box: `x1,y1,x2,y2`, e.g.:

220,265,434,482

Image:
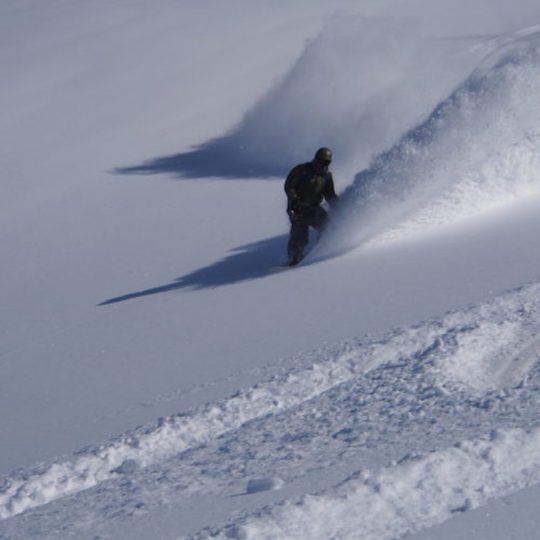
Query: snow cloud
225,14,474,175
322,26,540,254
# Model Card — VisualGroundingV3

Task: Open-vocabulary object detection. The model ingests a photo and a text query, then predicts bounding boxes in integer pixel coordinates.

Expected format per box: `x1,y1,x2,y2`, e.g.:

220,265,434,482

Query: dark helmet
314,147,333,163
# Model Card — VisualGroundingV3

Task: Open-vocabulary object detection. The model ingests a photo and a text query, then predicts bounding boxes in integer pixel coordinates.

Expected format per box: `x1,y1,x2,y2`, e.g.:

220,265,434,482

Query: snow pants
287,206,329,260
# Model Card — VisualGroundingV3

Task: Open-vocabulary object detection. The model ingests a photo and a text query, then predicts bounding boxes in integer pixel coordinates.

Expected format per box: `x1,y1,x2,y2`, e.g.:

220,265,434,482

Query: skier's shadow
99,234,288,305
114,135,285,179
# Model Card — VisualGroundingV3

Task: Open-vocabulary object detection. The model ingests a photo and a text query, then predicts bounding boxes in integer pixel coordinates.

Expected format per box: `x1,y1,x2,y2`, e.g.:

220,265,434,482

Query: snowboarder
284,147,339,265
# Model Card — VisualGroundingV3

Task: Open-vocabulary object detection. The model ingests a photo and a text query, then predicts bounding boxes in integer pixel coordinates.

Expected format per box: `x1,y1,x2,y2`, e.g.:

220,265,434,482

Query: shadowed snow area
99,234,288,303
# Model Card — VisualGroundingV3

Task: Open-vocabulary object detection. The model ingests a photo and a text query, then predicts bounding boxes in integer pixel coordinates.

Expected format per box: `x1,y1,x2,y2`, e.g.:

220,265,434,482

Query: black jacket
284,161,338,210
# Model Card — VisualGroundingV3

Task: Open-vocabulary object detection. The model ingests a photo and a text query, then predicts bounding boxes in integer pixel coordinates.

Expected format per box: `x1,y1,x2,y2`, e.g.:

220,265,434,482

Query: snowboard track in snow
3,281,540,538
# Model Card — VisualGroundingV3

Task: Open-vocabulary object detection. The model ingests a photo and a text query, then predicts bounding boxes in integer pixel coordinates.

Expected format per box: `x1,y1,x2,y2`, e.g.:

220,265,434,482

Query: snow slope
3,0,540,538
3,280,540,537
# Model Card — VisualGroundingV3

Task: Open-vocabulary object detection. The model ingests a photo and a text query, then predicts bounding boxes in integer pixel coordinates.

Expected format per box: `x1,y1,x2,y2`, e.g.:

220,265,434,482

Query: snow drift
205,427,540,540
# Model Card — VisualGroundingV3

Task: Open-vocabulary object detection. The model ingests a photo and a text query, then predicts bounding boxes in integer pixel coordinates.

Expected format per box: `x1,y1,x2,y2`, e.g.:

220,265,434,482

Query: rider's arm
324,173,338,208
284,165,303,201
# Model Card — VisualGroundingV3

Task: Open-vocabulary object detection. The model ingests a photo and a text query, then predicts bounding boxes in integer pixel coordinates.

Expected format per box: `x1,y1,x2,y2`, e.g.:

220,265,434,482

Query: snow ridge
205,427,540,540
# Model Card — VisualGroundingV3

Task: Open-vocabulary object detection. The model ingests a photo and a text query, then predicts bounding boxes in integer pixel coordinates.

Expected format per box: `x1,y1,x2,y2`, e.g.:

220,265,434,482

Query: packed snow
2,0,540,538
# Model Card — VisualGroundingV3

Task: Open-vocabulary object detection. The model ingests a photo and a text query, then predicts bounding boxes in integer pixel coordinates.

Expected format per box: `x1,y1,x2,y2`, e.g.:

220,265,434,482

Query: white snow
206,427,540,540
3,0,540,538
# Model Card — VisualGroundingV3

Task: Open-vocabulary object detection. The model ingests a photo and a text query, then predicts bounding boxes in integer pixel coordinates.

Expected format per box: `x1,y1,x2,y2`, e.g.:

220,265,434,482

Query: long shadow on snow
114,135,287,179
99,234,288,305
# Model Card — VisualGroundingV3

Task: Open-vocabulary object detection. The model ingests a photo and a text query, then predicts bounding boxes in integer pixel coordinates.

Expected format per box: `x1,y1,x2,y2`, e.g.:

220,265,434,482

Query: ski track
202,427,540,540
2,282,540,538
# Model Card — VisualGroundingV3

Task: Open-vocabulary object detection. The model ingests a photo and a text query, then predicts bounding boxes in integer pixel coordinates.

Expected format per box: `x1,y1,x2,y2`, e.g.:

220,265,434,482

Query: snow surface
3,0,540,538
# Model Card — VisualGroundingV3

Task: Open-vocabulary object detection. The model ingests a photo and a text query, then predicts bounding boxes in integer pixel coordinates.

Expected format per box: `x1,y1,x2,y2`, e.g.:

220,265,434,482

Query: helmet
314,147,332,162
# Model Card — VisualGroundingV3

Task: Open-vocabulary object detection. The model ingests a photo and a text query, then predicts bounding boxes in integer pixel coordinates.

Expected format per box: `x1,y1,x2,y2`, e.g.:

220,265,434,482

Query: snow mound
325,27,540,252
245,477,284,494
204,427,540,540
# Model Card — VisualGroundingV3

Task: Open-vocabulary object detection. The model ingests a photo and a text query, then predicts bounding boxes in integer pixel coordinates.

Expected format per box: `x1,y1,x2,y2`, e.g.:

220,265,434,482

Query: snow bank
326,27,540,253
206,427,540,540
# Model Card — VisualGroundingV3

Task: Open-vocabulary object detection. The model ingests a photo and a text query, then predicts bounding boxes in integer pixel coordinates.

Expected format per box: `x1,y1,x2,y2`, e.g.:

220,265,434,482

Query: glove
287,197,299,217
